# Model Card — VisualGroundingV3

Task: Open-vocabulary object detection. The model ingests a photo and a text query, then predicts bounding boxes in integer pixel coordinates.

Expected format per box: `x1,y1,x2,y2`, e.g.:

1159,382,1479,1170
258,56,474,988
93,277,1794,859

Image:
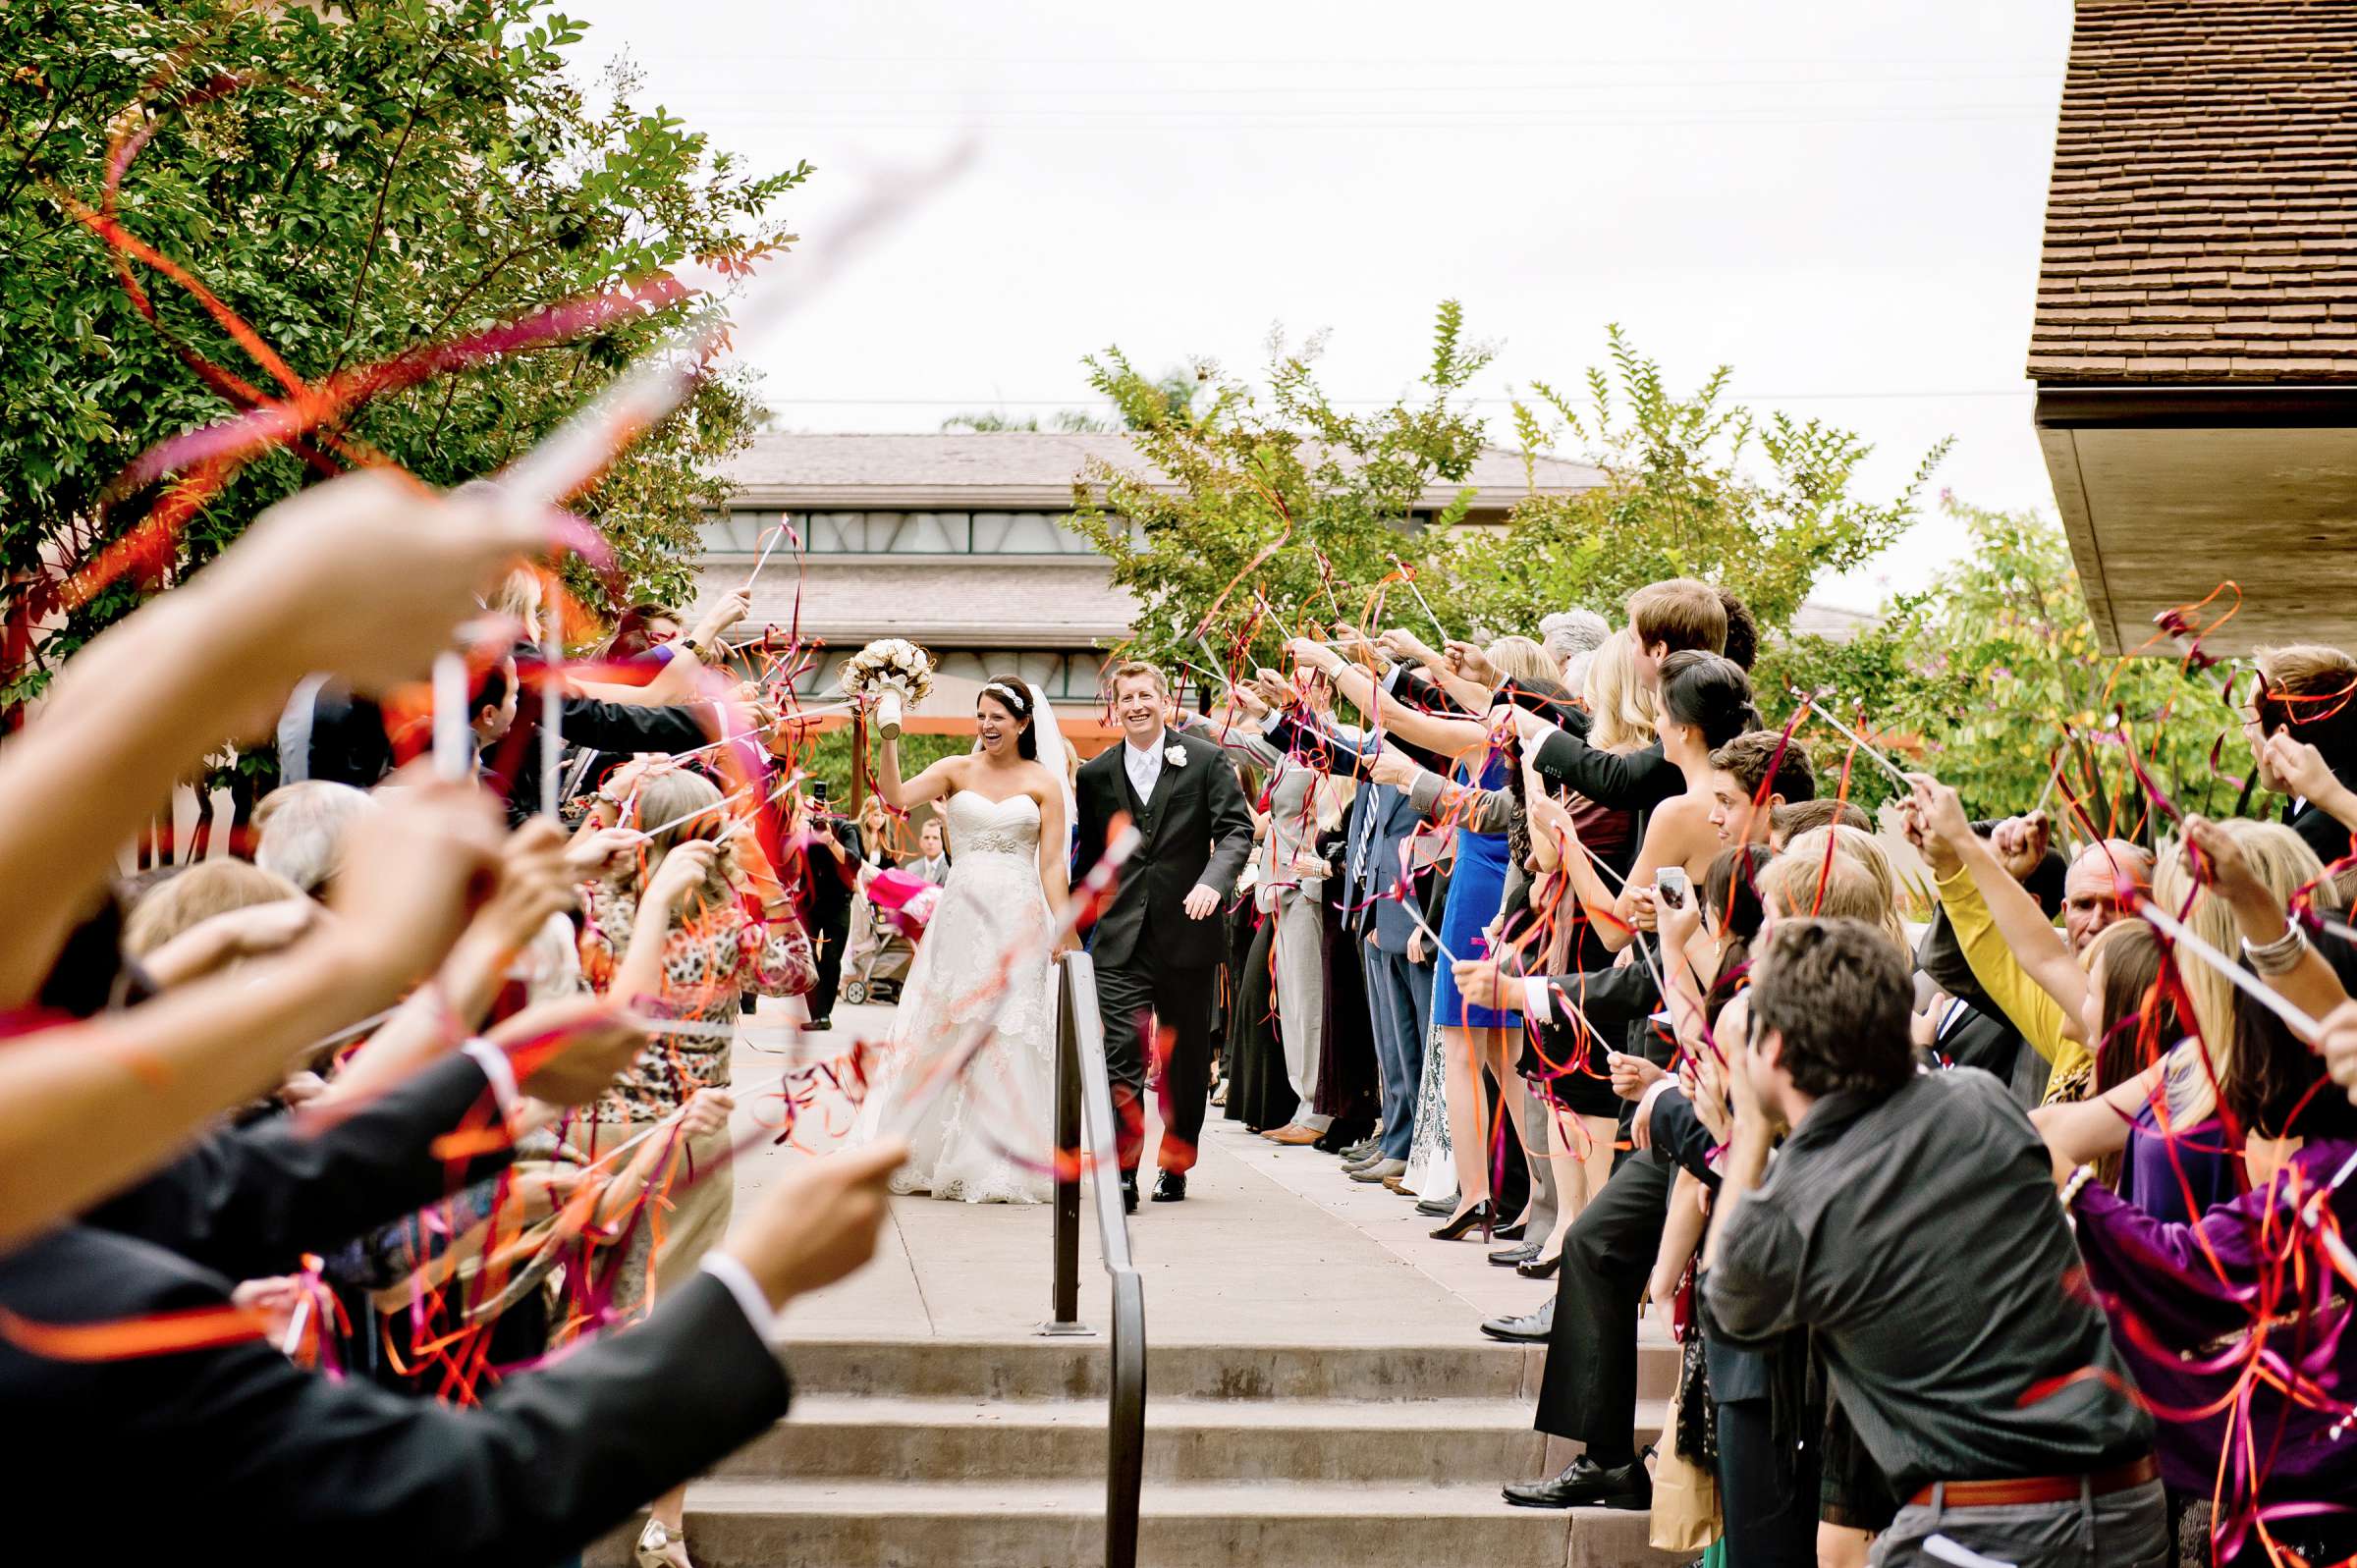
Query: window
785,649,1107,702
701,510,1104,557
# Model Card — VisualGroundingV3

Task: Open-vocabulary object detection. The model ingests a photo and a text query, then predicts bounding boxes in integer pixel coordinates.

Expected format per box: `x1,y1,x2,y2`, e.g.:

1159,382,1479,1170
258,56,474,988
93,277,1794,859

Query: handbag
1649,1333,1724,1552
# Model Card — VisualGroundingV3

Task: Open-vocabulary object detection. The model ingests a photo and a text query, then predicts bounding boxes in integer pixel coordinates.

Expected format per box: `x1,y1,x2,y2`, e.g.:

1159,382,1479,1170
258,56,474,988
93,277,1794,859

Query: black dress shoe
1502,1448,1655,1511
1493,1219,1528,1241
803,1017,833,1032
1489,1241,1541,1268
1120,1172,1139,1215
1516,1252,1562,1280
1414,1192,1460,1217
1151,1170,1187,1203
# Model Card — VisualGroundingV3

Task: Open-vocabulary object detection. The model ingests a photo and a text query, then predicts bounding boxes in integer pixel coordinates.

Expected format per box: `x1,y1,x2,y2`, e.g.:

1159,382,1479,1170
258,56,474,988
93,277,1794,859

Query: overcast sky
564,0,2076,607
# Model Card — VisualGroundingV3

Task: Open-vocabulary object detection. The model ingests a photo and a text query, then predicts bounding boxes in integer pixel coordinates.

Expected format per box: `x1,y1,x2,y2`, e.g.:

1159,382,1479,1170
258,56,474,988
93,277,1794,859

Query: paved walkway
730,1001,1560,1346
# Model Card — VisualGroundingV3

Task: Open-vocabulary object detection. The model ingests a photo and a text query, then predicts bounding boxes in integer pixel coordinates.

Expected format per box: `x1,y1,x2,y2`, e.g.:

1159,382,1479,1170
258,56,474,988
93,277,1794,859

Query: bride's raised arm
876,730,960,810
1036,774,1075,952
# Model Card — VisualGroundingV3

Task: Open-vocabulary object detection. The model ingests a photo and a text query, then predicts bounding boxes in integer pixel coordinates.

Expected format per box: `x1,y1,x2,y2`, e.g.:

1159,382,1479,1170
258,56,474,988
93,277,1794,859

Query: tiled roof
2030,0,2357,382
718,431,1605,508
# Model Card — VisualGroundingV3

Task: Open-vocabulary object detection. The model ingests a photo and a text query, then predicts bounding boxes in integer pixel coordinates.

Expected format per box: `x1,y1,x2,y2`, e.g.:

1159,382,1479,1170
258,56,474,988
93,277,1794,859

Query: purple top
2072,1140,2357,1508
2121,1107,2240,1225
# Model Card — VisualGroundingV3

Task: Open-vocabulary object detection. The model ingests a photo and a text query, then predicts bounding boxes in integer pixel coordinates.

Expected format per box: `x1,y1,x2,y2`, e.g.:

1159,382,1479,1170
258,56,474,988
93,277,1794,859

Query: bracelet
2056,1162,2099,1211
679,636,705,660
2243,924,2309,976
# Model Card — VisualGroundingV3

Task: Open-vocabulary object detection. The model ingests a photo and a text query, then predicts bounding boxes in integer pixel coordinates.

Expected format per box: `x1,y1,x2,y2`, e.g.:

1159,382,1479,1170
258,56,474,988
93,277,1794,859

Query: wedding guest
1526,578,1731,812
123,860,305,960
2245,642,2357,864
254,780,377,897
1702,918,2162,1568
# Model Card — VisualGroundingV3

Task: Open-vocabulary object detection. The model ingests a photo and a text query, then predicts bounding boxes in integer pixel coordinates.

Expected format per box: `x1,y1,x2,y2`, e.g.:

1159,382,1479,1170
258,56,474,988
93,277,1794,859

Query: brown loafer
1382,1174,1411,1193
1268,1124,1325,1146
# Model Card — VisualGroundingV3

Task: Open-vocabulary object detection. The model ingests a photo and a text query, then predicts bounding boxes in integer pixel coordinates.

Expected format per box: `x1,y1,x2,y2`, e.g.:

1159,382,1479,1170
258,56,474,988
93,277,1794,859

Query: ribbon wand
1390,554,1450,646
431,652,470,784
1795,694,1914,790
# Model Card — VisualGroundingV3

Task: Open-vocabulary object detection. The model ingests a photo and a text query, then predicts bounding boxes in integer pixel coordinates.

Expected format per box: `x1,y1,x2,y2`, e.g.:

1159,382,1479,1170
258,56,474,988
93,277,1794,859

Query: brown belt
1906,1455,2158,1510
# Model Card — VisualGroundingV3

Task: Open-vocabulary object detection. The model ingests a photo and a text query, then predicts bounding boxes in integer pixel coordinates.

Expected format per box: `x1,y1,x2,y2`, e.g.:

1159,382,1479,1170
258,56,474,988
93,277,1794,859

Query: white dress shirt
1124,730,1167,804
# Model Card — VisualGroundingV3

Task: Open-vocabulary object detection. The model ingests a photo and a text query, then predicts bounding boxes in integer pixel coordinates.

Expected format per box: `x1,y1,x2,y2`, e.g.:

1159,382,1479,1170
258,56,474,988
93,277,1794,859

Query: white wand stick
1797,696,1913,789
2137,895,2323,1041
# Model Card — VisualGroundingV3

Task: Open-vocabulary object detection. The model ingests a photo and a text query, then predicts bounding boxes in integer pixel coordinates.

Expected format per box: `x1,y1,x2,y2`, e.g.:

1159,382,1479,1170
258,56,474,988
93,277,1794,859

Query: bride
861,674,1074,1203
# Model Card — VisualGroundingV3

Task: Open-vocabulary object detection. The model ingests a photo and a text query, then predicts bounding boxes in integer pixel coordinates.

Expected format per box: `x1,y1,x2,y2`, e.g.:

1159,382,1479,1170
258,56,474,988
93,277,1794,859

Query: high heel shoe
1429,1200,1496,1242
636,1518,692,1568
1516,1252,1562,1280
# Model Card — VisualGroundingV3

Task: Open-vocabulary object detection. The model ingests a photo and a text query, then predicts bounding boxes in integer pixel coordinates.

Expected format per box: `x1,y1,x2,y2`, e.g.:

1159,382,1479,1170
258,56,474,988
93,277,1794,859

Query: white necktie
1127,746,1156,803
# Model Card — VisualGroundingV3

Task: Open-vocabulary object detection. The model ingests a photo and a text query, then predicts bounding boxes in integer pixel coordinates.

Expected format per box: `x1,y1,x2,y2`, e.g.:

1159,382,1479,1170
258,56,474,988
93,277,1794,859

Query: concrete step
718,1393,1672,1484
590,1478,1696,1568
778,1332,1680,1404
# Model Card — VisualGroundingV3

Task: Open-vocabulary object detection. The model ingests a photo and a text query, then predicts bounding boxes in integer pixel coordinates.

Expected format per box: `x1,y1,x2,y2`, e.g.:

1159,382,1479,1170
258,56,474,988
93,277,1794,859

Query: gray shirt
1701,1068,2150,1494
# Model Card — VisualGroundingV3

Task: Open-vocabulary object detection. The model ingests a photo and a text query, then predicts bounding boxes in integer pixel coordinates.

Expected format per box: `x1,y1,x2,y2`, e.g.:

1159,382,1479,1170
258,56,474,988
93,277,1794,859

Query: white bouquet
838,637,936,739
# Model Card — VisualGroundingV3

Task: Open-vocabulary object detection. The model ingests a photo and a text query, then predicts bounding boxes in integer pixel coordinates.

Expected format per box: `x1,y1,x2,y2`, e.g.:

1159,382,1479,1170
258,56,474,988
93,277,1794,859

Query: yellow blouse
1933,866,2093,1103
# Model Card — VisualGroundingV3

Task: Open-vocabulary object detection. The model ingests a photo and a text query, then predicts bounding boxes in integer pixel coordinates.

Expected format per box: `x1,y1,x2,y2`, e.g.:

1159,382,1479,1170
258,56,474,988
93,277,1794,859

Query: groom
1075,660,1255,1210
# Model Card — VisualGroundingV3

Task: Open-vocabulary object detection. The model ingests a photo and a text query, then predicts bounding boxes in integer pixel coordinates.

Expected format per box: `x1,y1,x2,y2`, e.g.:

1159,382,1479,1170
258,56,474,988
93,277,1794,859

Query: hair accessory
981,680,1028,711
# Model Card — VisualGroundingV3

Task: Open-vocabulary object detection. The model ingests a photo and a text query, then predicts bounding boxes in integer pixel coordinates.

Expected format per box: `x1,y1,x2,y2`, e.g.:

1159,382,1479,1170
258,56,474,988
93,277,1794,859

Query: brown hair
1771,797,1872,842
124,860,303,958
1710,730,1818,804
2254,643,2357,759
1749,917,1916,1098
1110,660,1168,698
1626,578,1727,657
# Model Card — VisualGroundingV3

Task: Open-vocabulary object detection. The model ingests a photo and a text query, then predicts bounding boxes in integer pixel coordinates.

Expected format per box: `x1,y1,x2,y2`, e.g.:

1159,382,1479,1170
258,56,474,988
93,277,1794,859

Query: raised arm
0,470,546,1007
1912,776,2090,1040
874,730,962,811
1288,637,1485,759
2185,812,2353,1027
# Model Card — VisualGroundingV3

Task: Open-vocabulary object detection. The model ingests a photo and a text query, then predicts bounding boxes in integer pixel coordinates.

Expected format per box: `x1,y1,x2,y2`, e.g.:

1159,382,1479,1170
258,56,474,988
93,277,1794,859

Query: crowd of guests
0,471,909,1568
1169,576,2357,1568
12,464,2357,1568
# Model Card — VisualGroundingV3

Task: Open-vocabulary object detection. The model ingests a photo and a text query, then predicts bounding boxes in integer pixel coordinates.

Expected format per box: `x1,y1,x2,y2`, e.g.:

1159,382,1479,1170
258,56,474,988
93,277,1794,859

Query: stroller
840,899,917,1005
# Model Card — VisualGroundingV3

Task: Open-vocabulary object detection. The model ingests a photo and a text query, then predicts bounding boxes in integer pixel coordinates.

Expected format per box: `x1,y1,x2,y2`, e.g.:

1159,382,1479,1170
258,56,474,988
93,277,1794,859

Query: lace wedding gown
866,789,1058,1204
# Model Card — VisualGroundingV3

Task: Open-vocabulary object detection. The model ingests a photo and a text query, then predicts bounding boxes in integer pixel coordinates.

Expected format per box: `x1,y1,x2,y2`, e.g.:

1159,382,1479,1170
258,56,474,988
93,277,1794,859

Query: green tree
1766,498,2247,831
0,0,804,709
1441,325,1947,639
1069,304,1492,676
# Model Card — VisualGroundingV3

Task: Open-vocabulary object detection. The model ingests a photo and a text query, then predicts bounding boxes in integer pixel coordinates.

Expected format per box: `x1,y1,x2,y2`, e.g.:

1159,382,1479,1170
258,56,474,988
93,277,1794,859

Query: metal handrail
1042,951,1146,1568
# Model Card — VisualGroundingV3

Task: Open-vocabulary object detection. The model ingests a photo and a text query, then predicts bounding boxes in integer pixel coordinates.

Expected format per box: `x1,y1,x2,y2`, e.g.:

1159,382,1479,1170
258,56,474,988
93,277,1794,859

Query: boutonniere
1165,744,1188,768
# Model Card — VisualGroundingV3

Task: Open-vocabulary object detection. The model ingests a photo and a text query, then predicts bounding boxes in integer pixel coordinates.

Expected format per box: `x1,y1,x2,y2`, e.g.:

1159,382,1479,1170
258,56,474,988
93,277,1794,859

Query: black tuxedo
2,1052,791,1566
1074,728,1254,1171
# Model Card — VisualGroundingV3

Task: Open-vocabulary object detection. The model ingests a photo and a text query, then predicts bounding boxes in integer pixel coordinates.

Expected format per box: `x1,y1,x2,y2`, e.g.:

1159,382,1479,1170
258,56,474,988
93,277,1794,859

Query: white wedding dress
867,789,1059,1204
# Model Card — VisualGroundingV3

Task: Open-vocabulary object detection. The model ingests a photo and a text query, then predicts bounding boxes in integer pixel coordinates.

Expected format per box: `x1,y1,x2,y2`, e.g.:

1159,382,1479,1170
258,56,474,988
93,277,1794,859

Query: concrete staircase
594,1331,1686,1568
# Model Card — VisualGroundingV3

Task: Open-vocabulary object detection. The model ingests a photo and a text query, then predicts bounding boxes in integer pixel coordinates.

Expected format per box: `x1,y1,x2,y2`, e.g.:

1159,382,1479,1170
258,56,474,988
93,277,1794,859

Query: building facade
689,431,1607,724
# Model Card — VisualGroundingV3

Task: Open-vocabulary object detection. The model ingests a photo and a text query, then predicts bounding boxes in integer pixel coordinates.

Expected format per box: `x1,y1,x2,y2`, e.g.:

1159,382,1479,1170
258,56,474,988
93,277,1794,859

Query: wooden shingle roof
2031,0,2357,382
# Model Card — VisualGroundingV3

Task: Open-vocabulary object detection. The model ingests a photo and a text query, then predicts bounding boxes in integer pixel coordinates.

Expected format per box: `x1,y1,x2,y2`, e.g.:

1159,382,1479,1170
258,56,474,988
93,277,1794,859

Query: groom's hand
1182,884,1221,920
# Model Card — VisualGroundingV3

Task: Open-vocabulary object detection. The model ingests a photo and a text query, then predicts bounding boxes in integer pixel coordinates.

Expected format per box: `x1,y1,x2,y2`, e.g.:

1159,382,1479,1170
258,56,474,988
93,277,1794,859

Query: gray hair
253,781,375,895
1540,608,1611,688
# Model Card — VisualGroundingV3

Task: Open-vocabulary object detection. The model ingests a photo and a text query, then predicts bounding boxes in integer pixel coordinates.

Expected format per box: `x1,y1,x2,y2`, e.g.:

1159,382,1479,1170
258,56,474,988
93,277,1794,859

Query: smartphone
1656,866,1689,909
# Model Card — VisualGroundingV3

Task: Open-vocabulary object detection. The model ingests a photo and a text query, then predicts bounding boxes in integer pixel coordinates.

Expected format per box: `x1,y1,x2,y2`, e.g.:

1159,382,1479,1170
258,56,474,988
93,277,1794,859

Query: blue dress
1430,749,1514,1031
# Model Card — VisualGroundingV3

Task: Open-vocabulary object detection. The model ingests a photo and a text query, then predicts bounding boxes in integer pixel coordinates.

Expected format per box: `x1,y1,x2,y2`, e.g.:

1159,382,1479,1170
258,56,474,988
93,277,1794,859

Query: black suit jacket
1075,730,1255,971
1530,704,1682,813
3,1050,792,1565
1,1227,787,1567
83,1052,514,1281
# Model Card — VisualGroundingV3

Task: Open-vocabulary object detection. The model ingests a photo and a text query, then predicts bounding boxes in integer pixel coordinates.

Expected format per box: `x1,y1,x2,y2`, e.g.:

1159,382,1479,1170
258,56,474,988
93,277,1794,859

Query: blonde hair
253,780,374,894
1584,629,1660,753
125,861,303,958
632,771,738,908
1762,829,1908,953
2150,819,2323,1122
492,566,546,632
1484,635,1557,687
